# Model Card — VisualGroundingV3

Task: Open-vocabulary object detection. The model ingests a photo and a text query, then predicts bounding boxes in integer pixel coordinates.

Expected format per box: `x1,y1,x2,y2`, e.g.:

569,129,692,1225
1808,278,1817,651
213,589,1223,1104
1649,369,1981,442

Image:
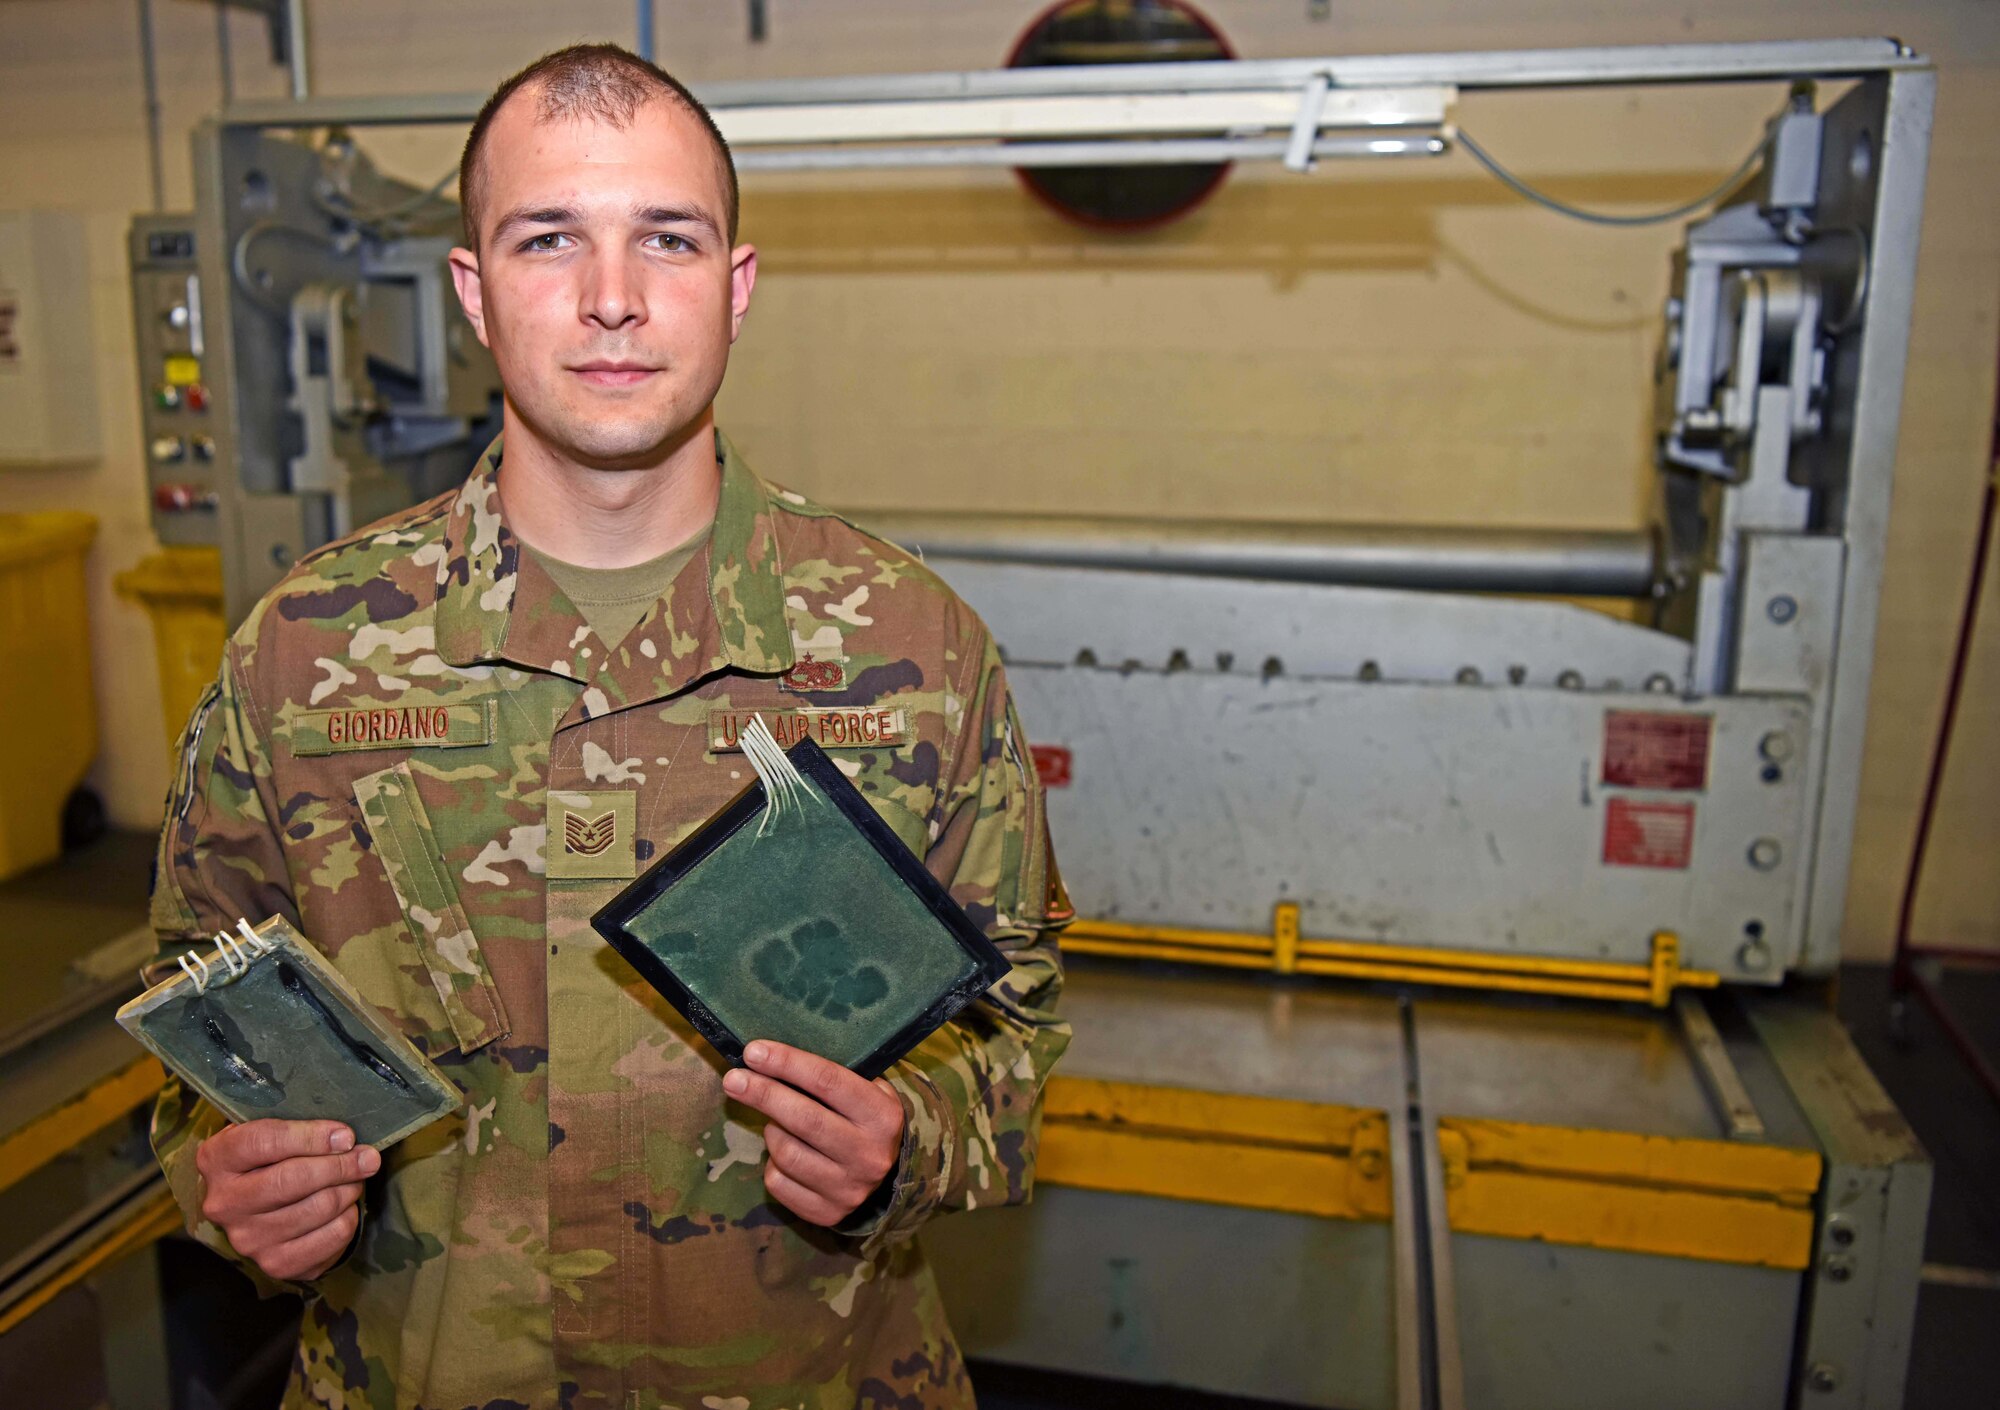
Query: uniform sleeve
145,643,331,1297
848,626,1072,1254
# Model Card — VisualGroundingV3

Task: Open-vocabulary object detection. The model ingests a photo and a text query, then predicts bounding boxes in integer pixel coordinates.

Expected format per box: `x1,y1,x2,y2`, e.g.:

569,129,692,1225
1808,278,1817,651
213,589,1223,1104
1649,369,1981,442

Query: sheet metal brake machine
118,37,1936,1410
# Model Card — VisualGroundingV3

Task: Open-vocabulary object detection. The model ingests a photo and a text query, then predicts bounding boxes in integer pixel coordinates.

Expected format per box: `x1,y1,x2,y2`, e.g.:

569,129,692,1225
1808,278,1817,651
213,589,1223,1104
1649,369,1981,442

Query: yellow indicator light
163,354,202,387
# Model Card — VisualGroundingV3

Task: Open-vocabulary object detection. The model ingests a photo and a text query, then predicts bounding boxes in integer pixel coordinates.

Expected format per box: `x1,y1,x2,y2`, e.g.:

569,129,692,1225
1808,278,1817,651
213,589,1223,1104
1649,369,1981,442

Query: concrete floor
5,832,1994,1409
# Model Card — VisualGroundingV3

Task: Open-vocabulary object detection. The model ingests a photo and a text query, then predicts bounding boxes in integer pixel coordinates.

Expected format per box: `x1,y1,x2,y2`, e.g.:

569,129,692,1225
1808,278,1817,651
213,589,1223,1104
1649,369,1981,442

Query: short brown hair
459,43,739,250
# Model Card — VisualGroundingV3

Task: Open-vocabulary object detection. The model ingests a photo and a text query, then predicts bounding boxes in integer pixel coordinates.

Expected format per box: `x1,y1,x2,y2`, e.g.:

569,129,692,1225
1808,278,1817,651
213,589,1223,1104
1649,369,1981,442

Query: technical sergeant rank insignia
547,789,637,879
780,654,846,693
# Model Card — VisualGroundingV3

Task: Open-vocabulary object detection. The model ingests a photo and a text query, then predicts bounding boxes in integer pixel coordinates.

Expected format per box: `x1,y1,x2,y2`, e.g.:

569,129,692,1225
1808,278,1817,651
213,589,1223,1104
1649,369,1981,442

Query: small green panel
117,922,459,1150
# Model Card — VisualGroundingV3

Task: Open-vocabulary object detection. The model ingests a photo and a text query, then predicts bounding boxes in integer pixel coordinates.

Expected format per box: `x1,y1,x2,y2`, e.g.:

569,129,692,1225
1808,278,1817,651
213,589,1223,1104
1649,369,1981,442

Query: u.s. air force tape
709,707,908,753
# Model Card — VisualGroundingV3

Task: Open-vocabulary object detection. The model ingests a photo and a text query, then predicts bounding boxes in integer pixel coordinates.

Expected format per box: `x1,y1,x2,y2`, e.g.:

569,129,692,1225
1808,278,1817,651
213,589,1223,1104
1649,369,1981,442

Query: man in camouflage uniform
148,43,1069,1410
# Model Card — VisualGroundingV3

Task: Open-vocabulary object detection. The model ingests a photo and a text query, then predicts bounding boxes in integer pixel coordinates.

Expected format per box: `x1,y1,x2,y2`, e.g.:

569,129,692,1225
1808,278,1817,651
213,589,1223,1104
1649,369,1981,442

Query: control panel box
128,215,220,544
0,210,101,466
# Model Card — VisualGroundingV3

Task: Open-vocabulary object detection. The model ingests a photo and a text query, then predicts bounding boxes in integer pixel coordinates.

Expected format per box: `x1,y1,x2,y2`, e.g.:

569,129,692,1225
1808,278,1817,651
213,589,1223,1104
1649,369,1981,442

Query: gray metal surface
1419,1105,1467,1410
1013,669,1811,977
933,1185,1809,1410
189,124,332,619
1389,1097,1427,1410
1053,965,1770,1145
929,1187,1397,1409
1400,1000,1467,1410
939,561,1690,690
1746,995,1930,1409
930,969,1830,1408
1677,991,1768,1140
862,511,1656,597
1450,1234,1802,1410
1410,993,1722,1139
1793,72,1936,977
1736,534,1847,989
1053,964,1407,1111
179,123,498,621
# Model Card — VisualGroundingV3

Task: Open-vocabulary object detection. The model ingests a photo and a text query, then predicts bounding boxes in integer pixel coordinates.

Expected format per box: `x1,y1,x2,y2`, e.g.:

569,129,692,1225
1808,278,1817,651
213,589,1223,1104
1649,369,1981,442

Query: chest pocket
354,761,511,1055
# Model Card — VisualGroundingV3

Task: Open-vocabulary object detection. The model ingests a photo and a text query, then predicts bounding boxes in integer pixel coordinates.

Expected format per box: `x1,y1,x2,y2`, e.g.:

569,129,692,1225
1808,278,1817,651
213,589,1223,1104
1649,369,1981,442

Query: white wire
214,930,248,977
237,917,274,955
178,949,211,993
743,714,809,834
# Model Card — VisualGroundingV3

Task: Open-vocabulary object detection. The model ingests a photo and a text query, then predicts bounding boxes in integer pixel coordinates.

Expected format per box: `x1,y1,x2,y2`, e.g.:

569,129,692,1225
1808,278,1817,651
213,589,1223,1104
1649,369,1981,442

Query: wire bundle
741,714,814,834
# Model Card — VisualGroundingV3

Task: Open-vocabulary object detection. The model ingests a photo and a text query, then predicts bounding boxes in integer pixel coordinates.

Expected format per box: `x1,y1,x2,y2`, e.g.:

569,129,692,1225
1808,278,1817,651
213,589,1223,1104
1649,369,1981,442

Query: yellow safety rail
1038,1076,1821,1270
1062,904,1719,1007
0,1057,167,1196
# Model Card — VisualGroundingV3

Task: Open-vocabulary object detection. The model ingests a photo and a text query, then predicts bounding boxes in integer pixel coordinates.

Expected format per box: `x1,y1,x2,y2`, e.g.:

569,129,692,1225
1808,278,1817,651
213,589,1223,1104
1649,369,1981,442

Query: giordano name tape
291,701,495,756
709,707,909,753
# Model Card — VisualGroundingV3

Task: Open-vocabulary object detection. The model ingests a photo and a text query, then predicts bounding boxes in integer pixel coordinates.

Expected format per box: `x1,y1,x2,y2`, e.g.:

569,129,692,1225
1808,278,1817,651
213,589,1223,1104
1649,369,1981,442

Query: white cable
237,917,273,955
214,930,248,977
743,714,809,833
179,949,211,993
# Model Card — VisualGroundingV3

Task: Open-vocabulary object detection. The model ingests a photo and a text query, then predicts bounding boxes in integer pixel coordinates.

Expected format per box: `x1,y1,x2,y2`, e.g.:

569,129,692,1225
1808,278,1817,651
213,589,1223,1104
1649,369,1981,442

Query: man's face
449,92,754,469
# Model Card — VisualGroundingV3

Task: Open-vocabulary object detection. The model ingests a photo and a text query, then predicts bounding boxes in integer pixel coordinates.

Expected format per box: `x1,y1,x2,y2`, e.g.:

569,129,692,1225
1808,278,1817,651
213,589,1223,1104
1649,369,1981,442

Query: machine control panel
129,216,221,546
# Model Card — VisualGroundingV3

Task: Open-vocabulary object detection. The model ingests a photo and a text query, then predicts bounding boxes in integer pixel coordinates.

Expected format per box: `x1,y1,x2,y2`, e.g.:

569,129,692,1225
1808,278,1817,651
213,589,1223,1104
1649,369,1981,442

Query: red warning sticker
1030,744,1072,789
1603,711,1712,791
1603,798,1696,869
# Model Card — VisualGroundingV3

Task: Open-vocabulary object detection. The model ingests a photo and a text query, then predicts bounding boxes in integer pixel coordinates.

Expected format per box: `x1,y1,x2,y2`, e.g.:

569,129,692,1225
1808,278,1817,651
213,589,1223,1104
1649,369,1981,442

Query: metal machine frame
114,37,1940,1410
133,37,1934,987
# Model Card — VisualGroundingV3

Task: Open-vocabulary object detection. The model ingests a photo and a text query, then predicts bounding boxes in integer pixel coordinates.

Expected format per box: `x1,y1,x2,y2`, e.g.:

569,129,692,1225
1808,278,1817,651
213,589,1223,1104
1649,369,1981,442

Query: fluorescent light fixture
715,76,1454,172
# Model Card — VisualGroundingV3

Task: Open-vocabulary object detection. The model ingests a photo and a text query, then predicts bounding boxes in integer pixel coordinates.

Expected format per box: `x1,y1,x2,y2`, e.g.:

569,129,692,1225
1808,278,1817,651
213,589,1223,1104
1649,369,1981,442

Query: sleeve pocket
353,762,511,1055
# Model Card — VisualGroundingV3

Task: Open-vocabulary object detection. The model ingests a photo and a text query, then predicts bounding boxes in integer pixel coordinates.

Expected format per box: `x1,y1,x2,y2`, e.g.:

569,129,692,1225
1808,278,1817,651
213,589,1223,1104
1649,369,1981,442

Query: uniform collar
434,430,796,705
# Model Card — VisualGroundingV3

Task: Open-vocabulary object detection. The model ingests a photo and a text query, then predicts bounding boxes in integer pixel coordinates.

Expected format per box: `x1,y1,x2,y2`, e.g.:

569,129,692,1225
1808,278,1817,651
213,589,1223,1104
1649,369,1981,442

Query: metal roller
846,509,1660,597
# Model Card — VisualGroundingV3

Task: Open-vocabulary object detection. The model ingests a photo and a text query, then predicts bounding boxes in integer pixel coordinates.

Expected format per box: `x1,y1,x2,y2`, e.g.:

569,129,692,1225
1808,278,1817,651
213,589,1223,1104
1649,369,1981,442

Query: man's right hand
194,1119,377,1282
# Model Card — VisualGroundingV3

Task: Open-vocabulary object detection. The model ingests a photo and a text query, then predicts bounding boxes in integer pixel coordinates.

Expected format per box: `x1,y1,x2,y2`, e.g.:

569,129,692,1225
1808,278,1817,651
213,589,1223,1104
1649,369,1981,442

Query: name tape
291,700,494,756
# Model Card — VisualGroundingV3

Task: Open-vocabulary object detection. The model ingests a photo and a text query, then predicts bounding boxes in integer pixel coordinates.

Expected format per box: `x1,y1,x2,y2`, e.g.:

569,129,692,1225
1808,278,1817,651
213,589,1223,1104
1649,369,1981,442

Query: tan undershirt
527,529,706,650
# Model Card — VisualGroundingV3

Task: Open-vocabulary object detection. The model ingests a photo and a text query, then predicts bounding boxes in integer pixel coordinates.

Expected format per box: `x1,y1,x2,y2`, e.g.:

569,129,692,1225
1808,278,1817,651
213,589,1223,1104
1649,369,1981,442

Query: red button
154,483,217,513
184,384,210,412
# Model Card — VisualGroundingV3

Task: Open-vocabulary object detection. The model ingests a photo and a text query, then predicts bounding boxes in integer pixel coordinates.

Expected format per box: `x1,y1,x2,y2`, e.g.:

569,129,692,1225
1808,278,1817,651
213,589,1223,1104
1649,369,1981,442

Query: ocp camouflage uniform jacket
147,434,1072,1410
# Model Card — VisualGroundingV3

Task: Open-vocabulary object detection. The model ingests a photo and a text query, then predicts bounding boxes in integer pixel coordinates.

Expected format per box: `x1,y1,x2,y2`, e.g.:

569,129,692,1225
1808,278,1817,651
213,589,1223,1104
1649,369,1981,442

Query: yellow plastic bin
115,545,227,752
0,511,99,880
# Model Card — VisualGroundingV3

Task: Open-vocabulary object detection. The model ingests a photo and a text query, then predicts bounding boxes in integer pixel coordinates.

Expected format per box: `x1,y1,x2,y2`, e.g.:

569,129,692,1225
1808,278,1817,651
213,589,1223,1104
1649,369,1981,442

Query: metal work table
929,960,1923,1410
1047,964,1408,1111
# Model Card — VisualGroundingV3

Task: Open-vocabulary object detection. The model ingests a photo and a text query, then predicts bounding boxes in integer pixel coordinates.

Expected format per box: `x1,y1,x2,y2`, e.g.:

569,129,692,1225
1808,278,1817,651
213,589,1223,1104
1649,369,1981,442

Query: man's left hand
721,1040,905,1226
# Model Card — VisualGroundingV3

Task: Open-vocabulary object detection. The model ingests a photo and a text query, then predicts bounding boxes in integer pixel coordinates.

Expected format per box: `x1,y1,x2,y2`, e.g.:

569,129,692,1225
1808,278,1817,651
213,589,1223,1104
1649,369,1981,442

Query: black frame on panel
591,735,1011,1080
